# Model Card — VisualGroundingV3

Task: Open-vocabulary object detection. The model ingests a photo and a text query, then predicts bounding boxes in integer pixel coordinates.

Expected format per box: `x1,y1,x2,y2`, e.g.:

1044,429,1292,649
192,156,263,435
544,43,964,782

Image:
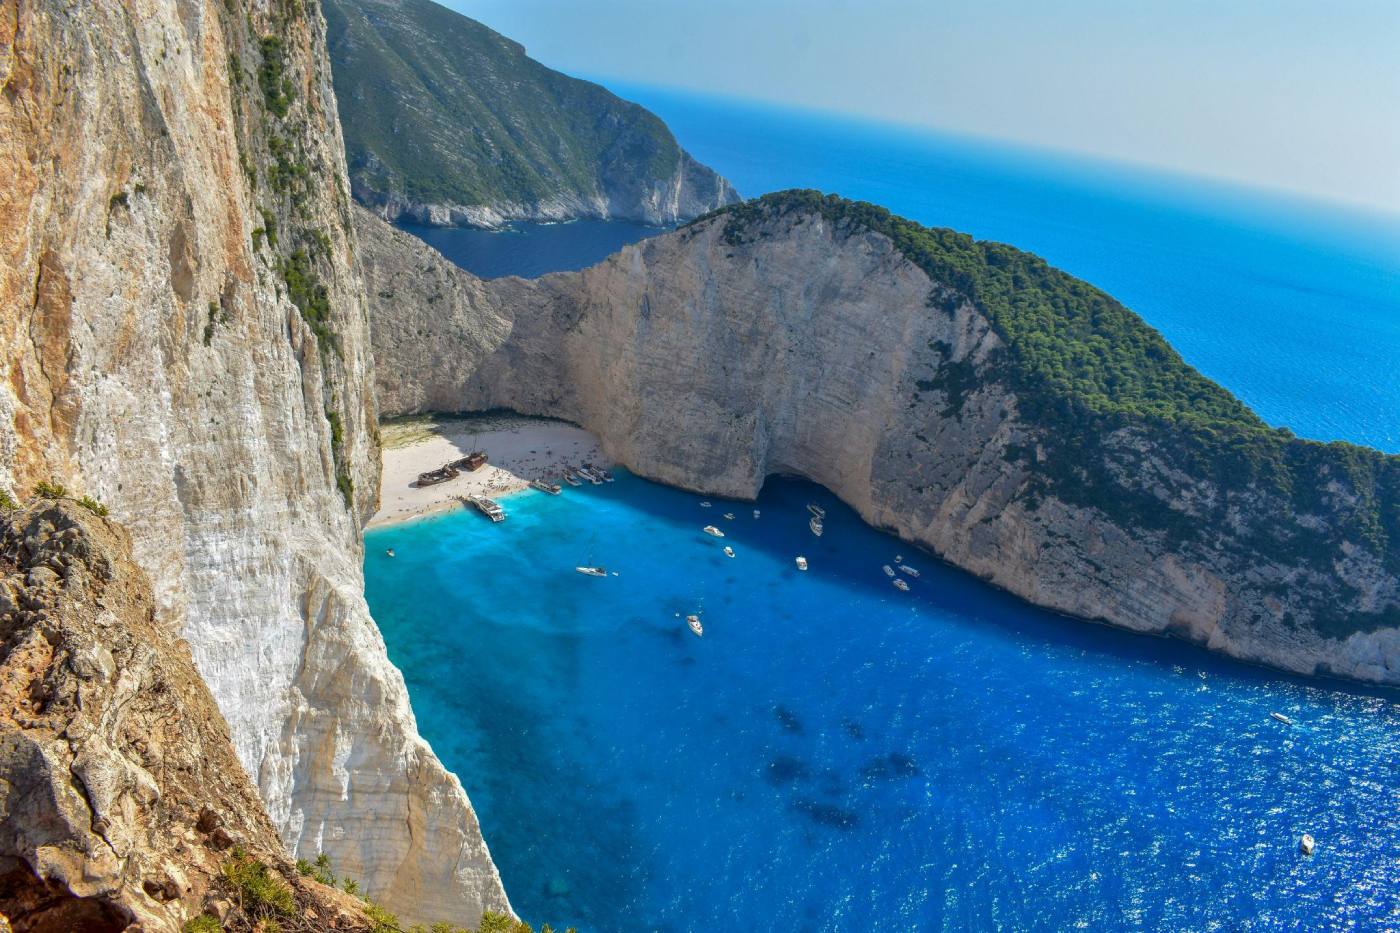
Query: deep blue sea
368,89,1400,930
395,217,663,280
367,475,1398,930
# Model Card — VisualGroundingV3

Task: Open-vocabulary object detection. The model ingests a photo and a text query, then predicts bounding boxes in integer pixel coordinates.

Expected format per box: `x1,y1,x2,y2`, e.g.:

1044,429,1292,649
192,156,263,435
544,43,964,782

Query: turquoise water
366,475,1399,930
371,92,1400,929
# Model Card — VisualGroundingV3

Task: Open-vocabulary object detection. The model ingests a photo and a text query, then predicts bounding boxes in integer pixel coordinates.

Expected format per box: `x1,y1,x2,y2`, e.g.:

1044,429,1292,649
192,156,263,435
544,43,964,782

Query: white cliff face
1,0,506,925
359,207,1400,686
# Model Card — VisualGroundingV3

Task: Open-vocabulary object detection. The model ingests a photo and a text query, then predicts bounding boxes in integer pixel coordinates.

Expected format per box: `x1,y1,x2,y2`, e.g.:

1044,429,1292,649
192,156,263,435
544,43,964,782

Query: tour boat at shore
563,473,582,487
529,479,562,495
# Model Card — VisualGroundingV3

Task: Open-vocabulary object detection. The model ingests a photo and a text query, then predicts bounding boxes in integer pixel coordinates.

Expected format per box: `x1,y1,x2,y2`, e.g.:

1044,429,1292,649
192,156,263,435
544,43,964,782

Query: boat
1270,712,1294,726
795,556,808,571
895,554,903,562
598,469,615,482
807,503,826,519
563,473,582,487
809,517,823,537
700,501,712,508
577,467,602,485
449,451,488,472
385,549,395,558
415,464,459,487
723,546,735,558
892,578,910,592
898,564,920,578
703,525,725,538
464,494,506,522
529,479,562,495
753,509,761,519
882,565,895,578
723,512,735,520
1299,833,1316,856
575,566,607,577
686,614,704,637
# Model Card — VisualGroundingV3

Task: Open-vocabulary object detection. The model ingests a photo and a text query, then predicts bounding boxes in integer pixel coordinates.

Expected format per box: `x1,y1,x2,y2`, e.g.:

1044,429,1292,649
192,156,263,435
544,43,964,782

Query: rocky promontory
325,0,739,228
362,193,1400,685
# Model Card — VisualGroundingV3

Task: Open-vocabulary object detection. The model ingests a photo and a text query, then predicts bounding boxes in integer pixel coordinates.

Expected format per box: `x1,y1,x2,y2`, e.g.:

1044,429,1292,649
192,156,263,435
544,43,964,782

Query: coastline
368,413,612,528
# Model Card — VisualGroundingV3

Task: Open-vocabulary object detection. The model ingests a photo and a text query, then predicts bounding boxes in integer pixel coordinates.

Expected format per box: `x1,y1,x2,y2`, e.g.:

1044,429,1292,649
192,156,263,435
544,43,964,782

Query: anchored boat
795,556,808,571
687,614,704,637
892,578,910,592
898,564,920,578
529,479,562,495
807,503,826,519
882,565,895,578
703,525,725,538
723,546,735,558
575,566,607,577
809,516,824,537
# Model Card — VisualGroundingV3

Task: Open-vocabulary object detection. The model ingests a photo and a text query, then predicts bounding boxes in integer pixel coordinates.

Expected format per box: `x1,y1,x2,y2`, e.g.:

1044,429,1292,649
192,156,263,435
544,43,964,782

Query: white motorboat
723,512,735,520
581,468,603,485
563,473,582,487
809,517,823,537
753,509,761,519
882,565,896,578
795,556,808,571
895,554,903,562
575,566,607,577
700,500,712,508
687,614,704,637
807,503,826,519
898,564,920,578
1270,712,1294,726
703,525,725,538
385,549,395,558
599,469,615,482
723,546,735,558
892,578,910,592
1299,833,1315,856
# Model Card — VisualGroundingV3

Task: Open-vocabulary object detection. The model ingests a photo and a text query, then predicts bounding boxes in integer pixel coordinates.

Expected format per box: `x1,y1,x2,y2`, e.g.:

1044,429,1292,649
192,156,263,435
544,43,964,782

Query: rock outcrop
0,500,383,932
324,0,739,228
1,0,506,924
360,196,1400,685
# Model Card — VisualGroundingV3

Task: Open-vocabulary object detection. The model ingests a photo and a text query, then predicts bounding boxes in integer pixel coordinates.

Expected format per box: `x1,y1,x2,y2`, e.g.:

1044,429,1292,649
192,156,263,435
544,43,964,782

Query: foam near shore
369,413,611,527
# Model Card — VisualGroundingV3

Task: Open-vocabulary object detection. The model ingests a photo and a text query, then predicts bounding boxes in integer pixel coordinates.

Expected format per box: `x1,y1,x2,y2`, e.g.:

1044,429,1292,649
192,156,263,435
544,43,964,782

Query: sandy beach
367,413,611,528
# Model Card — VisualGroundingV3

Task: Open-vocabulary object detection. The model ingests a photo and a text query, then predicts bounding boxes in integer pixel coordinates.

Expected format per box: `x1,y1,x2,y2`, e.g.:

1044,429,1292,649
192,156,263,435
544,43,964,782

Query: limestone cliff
0,0,506,924
0,500,390,932
360,195,1400,685
324,0,738,228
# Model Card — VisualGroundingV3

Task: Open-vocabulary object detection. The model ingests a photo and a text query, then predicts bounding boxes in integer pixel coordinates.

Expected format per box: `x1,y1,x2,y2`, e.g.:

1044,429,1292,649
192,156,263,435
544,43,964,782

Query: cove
364,471,1399,931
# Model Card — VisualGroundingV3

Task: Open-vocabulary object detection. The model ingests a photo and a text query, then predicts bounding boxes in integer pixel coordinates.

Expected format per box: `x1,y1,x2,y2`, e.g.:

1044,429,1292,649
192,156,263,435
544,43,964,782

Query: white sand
367,413,610,528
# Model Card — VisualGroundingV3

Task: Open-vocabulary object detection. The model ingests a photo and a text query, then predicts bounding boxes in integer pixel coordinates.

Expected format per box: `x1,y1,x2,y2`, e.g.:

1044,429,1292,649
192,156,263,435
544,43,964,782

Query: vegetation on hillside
697,192,1400,634
322,0,706,212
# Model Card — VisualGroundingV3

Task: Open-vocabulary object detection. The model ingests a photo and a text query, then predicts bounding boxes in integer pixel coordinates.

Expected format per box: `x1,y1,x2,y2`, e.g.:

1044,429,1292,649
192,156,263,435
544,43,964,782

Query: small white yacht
700,500,712,508
723,512,735,520
795,556,808,571
687,614,704,637
563,473,582,487
723,546,735,558
882,564,896,578
1270,712,1294,726
753,509,761,519
809,517,823,537
892,578,910,592
1299,833,1316,856
575,566,607,578
385,548,395,558
703,525,725,538
807,503,826,519
898,564,920,578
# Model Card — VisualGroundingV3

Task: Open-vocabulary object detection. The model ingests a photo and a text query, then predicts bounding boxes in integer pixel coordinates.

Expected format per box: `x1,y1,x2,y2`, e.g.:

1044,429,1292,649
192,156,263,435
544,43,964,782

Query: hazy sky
450,0,1400,214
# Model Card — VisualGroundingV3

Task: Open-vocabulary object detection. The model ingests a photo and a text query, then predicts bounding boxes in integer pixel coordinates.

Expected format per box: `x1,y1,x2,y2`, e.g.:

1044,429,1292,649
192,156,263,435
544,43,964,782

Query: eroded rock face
0,0,506,924
360,206,1399,685
0,501,278,930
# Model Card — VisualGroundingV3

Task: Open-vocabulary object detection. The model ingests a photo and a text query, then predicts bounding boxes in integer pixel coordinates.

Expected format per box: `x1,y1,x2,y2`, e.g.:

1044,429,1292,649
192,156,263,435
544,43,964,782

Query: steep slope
0,500,389,933
359,194,1400,684
0,0,506,924
324,0,738,227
